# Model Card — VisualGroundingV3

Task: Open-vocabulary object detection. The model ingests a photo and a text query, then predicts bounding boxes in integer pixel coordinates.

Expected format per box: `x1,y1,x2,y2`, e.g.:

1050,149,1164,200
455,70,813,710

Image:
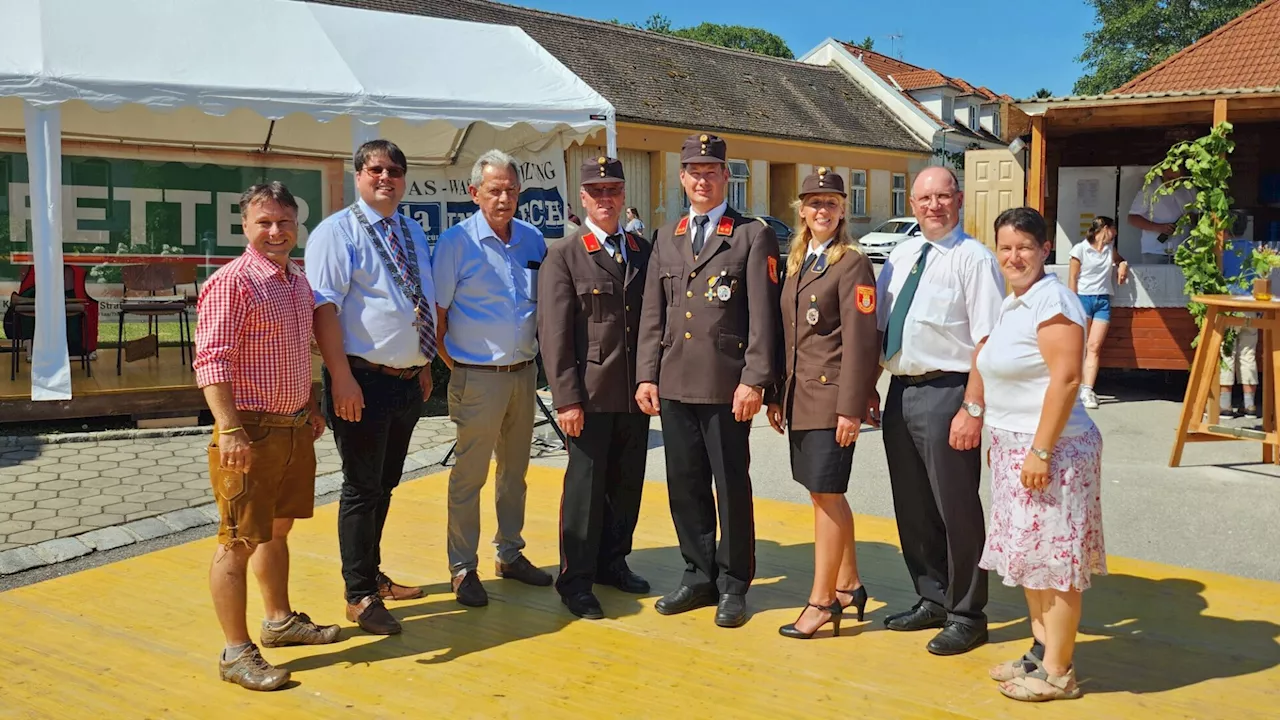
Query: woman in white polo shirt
974,207,1106,703
1068,216,1128,409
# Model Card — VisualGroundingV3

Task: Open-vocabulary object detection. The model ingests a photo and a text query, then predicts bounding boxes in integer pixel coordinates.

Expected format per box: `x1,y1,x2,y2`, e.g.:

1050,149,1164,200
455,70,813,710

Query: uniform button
690,271,697,279
684,332,692,339
686,290,694,298
626,305,631,311
738,342,744,349
820,375,828,383
685,311,692,319
592,288,600,295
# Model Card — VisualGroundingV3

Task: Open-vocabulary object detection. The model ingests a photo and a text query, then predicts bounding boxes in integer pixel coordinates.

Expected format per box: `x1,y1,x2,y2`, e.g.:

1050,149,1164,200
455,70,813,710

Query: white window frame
892,173,907,217
968,105,978,130
992,110,1002,138
849,170,867,217
726,159,750,213
941,96,954,124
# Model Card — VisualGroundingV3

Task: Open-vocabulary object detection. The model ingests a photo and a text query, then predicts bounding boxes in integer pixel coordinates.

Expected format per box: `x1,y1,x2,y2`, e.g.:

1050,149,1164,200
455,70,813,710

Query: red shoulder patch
716,216,734,236
767,256,778,285
675,217,690,236
581,233,601,253
625,233,640,252
856,285,876,314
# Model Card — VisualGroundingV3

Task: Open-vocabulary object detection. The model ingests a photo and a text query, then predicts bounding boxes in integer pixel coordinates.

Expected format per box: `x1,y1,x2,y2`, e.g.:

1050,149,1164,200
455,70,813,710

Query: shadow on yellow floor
1,465,1277,719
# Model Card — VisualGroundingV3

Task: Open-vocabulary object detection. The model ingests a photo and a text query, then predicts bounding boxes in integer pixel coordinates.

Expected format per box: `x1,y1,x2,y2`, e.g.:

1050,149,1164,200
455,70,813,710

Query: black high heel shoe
836,586,868,621
779,601,843,639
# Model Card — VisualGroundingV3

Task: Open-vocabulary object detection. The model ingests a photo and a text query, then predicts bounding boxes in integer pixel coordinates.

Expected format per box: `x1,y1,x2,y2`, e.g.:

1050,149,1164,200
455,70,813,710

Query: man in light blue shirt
306,139,437,637
433,149,552,607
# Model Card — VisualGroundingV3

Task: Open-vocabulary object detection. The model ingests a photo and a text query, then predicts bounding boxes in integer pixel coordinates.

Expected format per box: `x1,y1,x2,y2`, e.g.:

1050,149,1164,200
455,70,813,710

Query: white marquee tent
0,0,616,401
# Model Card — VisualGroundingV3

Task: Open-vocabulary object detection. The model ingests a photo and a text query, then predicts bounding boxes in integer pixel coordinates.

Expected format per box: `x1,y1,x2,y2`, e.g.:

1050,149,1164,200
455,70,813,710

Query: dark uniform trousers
537,227,653,597
637,207,780,597
882,371,987,628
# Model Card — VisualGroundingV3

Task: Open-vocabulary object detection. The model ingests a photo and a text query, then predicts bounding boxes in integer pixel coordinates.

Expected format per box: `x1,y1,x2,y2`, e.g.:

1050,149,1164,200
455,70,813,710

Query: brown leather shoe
219,644,290,691
345,595,401,635
377,572,424,601
495,556,553,586
260,611,341,648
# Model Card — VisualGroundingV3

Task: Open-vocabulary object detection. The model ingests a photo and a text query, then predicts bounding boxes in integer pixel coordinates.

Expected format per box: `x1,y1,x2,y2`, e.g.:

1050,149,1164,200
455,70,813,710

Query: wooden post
1027,116,1046,212
1213,98,1228,266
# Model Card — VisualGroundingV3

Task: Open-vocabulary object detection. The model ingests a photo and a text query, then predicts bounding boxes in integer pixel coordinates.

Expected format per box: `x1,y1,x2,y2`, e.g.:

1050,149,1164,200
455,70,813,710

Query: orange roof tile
1116,0,1280,93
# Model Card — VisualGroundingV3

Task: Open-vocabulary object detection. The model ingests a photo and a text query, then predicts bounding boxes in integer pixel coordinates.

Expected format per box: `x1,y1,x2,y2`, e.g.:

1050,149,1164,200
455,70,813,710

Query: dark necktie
882,242,931,360
605,233,625,267
691,215,710,256
383,218,437,363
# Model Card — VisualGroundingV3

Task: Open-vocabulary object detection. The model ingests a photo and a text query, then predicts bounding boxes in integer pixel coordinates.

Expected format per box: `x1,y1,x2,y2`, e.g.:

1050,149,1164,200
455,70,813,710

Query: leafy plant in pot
1249,246,1280,301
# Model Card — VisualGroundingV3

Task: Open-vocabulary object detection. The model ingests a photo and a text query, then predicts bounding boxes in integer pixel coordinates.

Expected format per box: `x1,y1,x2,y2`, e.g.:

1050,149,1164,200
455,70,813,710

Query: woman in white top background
1068,216,1128,409
974,207,1106,702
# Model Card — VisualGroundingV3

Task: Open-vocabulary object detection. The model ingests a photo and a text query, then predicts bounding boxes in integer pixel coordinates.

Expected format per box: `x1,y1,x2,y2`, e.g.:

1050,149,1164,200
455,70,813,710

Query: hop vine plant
1146,121,1236,350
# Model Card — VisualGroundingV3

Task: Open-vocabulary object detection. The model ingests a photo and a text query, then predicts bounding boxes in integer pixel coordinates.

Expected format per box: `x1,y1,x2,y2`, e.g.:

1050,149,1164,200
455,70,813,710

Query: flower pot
1253,277,1272,301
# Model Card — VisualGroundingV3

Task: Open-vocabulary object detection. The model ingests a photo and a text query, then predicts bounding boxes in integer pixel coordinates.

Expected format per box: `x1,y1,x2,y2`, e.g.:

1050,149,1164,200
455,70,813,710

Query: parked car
859,217,920,262
761,215,794,255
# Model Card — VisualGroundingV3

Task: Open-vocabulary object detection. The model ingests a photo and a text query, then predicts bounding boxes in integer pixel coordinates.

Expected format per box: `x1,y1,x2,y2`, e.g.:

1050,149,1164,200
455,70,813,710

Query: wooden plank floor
1,466,1277,719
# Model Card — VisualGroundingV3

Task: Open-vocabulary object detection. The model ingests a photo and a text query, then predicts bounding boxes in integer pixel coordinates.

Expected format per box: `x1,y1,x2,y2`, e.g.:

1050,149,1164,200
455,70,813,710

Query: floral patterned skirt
980,425,1107,592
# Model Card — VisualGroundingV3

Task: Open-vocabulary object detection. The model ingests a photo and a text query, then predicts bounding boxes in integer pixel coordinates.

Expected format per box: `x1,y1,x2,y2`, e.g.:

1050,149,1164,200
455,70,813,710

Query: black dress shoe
926,621,989,656
453,570,489,607
654,584,717,615
884,601,946,631
495,556,553,587
715,593,747,628
598,569,650,594
562,591,605,620
345,596,401,635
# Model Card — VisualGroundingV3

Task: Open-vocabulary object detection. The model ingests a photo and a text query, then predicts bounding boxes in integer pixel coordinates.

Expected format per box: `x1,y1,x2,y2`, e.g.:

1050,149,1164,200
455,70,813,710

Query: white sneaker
1081,388,1099,410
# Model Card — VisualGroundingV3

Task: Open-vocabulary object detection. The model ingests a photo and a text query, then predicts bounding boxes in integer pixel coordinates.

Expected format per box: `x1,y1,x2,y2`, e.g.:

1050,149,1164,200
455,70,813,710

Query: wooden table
1171,294,1280,466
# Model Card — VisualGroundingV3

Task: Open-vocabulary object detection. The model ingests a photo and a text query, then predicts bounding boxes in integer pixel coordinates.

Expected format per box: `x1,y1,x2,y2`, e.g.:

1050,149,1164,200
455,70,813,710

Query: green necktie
882,242,931,360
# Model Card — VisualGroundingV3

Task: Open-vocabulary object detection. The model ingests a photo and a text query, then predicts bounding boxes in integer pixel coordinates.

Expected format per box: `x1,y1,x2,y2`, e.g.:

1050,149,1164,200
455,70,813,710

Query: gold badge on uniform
717,284,733,301
806,294,819,326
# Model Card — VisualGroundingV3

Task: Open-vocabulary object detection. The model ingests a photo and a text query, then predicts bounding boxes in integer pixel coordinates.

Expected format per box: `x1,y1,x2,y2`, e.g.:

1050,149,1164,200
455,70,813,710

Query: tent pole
22,101,73,401
605,109,618,157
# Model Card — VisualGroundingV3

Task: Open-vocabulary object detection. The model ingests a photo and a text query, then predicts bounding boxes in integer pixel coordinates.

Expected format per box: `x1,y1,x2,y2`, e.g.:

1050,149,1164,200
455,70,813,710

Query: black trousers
659,399,755,596
323,367,423,604
555,411,650,597
882,373,988,628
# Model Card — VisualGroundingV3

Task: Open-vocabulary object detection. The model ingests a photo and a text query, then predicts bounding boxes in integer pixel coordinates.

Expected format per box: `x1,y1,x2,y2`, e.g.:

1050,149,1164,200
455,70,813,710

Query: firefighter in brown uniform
635,133,780,628
538,157,652,620
765,168,880,640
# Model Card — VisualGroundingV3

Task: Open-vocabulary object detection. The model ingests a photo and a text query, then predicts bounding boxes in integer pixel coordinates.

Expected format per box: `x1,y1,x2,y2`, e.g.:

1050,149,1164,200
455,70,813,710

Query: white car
859,217,920,262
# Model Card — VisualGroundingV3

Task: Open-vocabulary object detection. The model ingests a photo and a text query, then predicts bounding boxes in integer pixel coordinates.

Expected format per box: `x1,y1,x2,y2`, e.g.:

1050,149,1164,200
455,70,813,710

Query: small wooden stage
0,348,322,422
1,466,1277,718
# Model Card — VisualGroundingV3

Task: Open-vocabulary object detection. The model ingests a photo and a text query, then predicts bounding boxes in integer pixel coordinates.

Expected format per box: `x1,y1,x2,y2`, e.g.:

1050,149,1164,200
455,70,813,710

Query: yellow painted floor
1,466,1278,719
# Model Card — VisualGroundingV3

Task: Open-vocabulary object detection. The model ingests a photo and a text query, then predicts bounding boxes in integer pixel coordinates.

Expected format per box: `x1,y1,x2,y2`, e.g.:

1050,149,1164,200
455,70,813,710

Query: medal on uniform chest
717,284,732,301
806,295,819,326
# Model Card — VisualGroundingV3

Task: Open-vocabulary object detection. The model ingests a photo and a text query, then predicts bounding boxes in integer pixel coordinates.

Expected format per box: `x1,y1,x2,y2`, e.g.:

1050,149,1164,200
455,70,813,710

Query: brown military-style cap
580,155,625,185
680,133,727,165
798,166,846,198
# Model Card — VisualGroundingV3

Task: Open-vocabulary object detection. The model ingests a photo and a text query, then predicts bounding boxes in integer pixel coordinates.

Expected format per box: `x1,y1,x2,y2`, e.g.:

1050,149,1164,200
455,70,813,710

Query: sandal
998,666,1082,702
988,651,1042,682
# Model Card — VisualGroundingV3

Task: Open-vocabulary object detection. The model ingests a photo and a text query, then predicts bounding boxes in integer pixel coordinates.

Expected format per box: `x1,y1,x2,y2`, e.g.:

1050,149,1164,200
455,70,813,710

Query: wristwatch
961,401,984,418
1030,447,1051,461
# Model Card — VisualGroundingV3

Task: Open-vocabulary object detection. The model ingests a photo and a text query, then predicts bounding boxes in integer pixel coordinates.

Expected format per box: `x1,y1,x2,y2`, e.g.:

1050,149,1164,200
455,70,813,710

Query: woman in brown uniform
766,168,881,639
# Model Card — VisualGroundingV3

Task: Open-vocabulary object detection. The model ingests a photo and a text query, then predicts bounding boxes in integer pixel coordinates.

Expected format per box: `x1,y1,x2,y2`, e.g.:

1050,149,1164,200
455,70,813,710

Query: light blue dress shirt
432,211,546,366
304,198,437,369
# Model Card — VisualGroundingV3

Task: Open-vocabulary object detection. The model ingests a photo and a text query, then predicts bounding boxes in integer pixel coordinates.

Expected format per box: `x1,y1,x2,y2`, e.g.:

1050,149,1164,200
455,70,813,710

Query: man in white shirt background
1128,167,1197,265
871,166,1005,656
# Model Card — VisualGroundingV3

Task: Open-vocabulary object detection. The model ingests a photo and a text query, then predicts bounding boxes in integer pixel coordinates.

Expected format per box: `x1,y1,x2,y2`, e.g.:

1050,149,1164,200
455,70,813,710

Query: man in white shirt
872,167,1005,656
1128,168,1196,265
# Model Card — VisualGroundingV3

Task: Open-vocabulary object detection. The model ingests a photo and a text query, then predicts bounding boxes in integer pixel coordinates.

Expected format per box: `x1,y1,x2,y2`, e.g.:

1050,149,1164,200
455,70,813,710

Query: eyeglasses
584,185,624,198
364,165,406,179
913,192,955,207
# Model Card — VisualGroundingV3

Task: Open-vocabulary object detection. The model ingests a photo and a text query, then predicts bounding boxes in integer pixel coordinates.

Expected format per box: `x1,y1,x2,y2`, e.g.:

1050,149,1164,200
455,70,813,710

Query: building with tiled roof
312,0,931,233
799,39,1026,184
1115,0,1280,93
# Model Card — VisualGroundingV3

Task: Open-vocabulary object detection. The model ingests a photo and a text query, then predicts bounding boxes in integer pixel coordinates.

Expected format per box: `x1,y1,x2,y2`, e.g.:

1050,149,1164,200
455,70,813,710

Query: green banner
0,152,324,282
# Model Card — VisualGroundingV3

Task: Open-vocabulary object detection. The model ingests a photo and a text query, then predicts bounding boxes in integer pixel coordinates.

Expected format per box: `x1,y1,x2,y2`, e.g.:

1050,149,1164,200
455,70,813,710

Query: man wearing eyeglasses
870,166,1004,656
538,157,652,620
306,139,437,637
432,149,553,608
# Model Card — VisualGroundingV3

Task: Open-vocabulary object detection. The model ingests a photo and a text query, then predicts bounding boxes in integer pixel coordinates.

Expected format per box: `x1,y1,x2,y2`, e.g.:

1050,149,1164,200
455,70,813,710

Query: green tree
1034,88,1053,98
856,35,876,51
643,13,673,34
670,23,794,59
1074,0,1261,95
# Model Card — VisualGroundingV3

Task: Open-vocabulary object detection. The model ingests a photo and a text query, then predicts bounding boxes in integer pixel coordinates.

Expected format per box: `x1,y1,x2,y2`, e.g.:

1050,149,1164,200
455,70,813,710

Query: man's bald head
910,166,963,240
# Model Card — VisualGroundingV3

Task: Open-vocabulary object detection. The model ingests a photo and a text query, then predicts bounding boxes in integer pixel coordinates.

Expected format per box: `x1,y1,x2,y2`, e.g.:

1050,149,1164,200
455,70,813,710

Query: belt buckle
398,367,417,381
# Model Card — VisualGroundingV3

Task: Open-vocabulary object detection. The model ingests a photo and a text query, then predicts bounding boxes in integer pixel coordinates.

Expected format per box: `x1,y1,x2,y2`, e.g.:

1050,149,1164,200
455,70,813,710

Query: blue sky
507,0,1097,99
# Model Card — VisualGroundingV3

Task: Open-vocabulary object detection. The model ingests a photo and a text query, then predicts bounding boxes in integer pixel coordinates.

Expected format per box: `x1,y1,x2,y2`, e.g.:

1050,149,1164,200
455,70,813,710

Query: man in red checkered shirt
194,182,341,692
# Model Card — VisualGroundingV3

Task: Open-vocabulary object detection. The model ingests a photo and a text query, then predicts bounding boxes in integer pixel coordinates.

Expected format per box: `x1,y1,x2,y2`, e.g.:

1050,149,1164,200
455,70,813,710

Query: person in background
1067,216,1128,409
976,207,1106,703
625,207,645,235
196,182,339,691
765,168,878,640
1220,210,1259,419
1127,167,1196,265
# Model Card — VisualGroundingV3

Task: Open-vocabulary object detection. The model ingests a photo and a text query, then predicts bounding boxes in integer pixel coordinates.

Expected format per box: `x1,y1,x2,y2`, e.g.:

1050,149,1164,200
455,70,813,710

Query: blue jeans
1078,294,1112,322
